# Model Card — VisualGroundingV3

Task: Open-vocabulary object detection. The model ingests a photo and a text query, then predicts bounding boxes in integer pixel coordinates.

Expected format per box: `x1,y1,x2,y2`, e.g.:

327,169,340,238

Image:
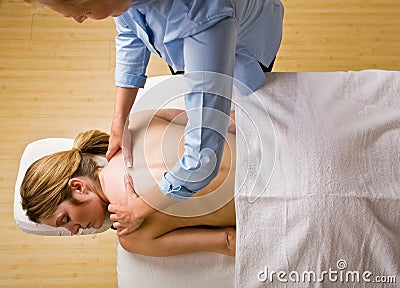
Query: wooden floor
0,0,399,287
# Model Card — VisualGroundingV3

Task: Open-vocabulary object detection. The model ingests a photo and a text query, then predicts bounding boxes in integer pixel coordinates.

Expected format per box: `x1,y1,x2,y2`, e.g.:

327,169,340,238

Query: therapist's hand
108,175,155,236
106,115,133,167
106,115,125,161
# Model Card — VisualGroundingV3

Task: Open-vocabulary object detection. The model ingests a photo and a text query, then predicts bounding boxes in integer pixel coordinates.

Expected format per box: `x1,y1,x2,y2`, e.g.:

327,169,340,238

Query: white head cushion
14,138,112,236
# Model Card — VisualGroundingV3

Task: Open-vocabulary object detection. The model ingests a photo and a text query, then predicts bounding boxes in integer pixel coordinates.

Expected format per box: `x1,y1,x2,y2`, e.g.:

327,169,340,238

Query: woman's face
44,0,132,23
40,177,108,234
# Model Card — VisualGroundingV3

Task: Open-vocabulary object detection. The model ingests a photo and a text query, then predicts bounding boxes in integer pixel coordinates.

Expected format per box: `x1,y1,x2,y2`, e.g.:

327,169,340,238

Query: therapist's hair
20,130,109,223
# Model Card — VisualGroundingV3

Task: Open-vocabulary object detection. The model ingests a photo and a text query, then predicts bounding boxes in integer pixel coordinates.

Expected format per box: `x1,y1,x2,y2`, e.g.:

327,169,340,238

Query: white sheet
117,240,235,288
235,70,400,287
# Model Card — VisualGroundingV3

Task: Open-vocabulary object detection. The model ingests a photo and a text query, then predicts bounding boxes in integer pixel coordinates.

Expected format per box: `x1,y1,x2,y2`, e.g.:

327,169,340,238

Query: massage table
14,75,235,288
15,71,399,287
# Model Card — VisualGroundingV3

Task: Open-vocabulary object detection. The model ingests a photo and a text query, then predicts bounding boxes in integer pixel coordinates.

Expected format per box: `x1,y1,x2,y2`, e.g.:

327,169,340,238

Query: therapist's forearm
107,87,139,160
159,91,232,199
114,87,139,124
158,17,237,200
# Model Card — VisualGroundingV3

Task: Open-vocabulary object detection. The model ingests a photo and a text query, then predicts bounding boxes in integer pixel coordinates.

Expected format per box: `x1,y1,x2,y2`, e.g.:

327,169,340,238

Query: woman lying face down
20,109,236,257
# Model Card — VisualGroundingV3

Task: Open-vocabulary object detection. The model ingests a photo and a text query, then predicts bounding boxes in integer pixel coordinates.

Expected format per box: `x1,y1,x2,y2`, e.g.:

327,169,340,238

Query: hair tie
72,147,82,154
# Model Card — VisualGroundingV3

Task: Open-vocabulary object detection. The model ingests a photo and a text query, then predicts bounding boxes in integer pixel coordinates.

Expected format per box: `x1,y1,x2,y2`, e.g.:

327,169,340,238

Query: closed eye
64,12,90,19
61,214,70,225
56,214,70,227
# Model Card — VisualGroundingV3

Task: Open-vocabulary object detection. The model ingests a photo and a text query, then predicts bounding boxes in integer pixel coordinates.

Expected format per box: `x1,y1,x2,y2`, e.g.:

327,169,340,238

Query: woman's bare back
100,110,236,239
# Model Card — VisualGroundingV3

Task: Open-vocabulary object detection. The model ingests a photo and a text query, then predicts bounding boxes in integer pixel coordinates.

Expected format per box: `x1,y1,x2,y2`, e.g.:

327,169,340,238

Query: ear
68,178,86,195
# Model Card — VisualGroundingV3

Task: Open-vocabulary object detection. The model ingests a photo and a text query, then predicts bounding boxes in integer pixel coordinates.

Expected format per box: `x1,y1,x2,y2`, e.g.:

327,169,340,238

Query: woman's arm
118,226,236,257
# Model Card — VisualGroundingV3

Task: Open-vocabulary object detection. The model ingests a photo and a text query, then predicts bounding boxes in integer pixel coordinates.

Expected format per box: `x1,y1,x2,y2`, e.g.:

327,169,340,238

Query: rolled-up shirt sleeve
114,17,150,88
158,17,238,201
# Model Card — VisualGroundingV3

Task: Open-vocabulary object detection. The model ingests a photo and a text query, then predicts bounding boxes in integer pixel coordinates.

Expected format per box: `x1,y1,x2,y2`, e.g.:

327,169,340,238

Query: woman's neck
95,169,110,204
96,151,127,205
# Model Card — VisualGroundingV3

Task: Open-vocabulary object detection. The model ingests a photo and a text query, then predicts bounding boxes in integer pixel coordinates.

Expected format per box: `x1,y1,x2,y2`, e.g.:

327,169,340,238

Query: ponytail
73,130,109,156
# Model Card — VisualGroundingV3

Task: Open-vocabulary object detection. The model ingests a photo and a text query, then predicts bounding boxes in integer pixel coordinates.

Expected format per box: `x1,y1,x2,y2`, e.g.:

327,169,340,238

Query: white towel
235,71,400,287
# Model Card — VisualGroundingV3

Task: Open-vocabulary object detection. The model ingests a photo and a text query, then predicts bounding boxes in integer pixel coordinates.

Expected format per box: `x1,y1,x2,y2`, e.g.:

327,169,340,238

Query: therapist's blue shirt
114,0,284,200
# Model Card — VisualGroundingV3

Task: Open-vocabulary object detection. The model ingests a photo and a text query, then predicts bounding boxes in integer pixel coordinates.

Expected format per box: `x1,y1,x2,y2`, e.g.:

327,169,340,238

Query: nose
73,15,88,23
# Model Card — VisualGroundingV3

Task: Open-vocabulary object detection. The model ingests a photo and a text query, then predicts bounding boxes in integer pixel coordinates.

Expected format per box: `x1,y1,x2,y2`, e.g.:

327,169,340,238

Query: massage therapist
29,0,284,235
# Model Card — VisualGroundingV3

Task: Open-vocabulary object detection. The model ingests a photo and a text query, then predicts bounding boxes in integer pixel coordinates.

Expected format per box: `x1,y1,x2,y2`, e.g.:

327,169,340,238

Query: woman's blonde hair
20,130,109,223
